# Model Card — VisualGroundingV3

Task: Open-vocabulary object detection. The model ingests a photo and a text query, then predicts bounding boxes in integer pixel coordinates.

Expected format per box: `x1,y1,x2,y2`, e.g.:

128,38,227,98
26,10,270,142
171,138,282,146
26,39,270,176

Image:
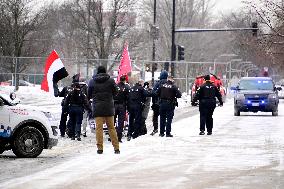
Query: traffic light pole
175,27,259,33
169,1,258,78
170,0,176,77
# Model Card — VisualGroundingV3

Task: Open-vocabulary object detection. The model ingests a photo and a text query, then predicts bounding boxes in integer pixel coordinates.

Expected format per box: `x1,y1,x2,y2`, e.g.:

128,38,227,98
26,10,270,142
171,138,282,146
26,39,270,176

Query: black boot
150,129,158,136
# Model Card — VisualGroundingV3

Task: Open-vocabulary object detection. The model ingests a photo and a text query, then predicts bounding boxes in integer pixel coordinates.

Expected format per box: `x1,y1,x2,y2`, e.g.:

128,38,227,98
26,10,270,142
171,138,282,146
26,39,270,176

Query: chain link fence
0,56,234,93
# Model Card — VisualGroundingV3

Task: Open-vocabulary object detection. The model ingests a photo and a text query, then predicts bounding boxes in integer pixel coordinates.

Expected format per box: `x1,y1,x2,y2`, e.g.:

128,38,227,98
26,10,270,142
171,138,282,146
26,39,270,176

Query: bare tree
66,0,138,69
244,0,284,77
0,0,47,89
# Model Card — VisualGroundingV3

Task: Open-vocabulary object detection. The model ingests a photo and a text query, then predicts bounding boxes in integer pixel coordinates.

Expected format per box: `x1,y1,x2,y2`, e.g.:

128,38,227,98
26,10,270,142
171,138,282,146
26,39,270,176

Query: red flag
41,50,68,96
117,43,132,82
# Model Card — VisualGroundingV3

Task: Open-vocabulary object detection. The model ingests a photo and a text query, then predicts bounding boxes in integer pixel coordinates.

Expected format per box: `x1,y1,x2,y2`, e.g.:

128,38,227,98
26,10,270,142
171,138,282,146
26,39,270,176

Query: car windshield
239,79,274,90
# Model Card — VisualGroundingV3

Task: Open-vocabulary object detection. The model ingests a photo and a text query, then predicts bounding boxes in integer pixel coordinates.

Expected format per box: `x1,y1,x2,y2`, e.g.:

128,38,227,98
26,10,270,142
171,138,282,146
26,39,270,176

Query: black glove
191,101,195,106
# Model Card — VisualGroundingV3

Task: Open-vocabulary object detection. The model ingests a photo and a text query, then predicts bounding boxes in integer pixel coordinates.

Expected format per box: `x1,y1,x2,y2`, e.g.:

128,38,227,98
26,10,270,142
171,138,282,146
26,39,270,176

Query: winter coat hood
159,70,168,80
94,73,110,83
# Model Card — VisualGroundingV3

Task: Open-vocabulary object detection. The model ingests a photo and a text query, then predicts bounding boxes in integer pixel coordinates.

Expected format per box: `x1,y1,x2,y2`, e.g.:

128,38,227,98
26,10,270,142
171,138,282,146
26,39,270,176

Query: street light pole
170,0,176,77
151,0,157,85
86,0,91,79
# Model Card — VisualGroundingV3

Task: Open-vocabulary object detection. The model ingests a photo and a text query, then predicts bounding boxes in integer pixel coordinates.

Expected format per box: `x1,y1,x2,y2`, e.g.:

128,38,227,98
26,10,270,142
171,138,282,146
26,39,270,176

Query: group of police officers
57,66,222,154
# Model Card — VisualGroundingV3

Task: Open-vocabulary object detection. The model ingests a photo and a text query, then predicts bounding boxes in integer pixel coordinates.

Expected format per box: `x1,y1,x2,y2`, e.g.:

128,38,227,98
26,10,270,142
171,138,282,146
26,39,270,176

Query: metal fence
0,56,248,93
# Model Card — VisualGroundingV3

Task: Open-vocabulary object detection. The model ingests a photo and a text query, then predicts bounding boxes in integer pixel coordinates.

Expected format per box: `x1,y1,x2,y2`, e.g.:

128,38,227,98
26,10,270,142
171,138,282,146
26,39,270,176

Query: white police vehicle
0,93,58,157
231,77,281,116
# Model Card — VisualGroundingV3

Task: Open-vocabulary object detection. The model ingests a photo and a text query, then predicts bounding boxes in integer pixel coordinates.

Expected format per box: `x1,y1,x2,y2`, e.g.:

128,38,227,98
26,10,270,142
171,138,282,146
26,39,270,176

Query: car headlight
235,93,245,100
43,111,56,121
268,94,277,99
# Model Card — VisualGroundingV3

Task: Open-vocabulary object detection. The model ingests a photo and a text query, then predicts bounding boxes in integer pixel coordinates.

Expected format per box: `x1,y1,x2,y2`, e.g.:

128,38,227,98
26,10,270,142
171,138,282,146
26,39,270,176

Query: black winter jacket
92,73,118,117
114,81,130,105
193,81,223,109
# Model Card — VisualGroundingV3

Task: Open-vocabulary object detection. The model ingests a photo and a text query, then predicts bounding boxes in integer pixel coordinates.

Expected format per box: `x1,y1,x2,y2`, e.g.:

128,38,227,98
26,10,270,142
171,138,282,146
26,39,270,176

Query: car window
239,79,274,90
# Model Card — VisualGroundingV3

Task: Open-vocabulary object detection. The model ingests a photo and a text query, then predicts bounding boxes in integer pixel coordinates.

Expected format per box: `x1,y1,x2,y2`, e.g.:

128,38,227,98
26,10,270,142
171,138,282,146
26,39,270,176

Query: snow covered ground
0,86,284,189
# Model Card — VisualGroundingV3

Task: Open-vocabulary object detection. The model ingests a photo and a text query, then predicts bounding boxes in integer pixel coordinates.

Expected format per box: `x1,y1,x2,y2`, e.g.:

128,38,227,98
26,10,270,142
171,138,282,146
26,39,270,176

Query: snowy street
0,86,283,189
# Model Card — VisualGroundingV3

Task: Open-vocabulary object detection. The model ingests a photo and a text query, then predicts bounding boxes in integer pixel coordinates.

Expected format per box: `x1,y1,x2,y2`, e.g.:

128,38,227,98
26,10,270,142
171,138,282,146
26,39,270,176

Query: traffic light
177,45,185,61
252,22,258,36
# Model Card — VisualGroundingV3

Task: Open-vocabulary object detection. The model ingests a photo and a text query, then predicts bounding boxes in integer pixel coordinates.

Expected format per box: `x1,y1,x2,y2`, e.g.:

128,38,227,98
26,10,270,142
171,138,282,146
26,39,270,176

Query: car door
0,97,11,138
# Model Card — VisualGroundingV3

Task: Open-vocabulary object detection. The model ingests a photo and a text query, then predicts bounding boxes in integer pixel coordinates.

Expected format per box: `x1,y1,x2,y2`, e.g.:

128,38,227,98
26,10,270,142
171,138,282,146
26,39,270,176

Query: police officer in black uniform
114,75,130,142
64,82,91,141
57,74,80,137
192,75,223,135
127,79,151,141
156,75,181,137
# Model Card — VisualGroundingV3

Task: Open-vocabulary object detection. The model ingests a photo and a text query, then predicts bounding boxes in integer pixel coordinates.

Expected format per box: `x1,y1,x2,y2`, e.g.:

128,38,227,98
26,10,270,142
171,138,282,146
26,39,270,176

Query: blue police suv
232,77,282,116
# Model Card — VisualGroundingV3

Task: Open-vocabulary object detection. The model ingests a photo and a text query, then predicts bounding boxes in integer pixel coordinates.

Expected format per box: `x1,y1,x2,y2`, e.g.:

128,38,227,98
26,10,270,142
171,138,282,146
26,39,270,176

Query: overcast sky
213,0,244,15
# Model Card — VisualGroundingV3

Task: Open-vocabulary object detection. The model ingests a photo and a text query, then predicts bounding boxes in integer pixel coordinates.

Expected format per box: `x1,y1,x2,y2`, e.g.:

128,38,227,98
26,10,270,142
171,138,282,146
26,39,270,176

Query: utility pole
170,0,176,77
151,0,157,85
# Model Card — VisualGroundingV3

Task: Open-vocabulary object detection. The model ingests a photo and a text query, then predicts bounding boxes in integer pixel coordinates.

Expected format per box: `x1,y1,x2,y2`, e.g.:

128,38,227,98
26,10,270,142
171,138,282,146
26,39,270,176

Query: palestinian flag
41,50,68,96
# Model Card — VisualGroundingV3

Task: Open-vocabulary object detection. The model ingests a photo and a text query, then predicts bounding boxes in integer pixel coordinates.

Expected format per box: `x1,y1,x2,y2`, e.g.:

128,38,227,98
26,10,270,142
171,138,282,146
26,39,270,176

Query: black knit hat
97,66,106,74
204,75,210,81
72,73,80,83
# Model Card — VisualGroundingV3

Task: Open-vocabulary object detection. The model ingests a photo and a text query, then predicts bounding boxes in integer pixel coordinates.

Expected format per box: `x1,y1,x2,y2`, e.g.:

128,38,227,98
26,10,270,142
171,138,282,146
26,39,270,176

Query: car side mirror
10,92,16,100
0,98,4,106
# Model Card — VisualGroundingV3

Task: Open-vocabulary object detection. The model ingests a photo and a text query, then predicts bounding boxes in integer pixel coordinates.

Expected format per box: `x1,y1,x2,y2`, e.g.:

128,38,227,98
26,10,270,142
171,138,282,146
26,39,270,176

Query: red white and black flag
41,50,68,96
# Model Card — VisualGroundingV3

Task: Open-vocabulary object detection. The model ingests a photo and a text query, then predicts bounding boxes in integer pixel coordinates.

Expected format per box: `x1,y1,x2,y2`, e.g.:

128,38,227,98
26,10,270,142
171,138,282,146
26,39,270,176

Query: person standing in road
64,82,91,141
140,81,152,136
91,66,120,154
57,73,80,137
78,77,89,137
150,70,169,136
114,75,130,143
156,75,182,137
127,79,151,141
191,75,223,135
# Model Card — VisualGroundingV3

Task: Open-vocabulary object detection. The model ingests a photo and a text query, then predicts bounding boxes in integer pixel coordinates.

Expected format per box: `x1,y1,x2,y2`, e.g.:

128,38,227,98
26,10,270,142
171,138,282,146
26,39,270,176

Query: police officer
150,70,169,136
64,82,91,141
114,75,130,142
192,75,223,135
127,79,151,141
57,74,80,137
156,75,181,137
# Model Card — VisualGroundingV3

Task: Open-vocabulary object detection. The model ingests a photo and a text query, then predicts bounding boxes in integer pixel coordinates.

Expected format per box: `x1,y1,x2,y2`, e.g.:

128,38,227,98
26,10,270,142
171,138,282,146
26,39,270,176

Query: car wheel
234,108,240,116
272,110,278,116
12,126,44,158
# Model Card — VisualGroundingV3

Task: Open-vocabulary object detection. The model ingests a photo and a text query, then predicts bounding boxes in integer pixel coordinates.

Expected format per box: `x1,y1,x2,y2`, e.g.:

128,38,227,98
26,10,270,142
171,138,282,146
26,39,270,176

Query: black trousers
59,106,69,136
159,102,175,135
114,103,126,140
128,105,142,138
152,105,159,131
199,106,215,133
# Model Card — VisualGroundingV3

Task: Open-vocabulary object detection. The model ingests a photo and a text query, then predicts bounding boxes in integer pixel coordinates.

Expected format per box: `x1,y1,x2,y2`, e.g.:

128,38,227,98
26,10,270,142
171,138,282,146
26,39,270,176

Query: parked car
0,80,34,86
190,74,226,106
231,77,281,116
0,92,58,157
